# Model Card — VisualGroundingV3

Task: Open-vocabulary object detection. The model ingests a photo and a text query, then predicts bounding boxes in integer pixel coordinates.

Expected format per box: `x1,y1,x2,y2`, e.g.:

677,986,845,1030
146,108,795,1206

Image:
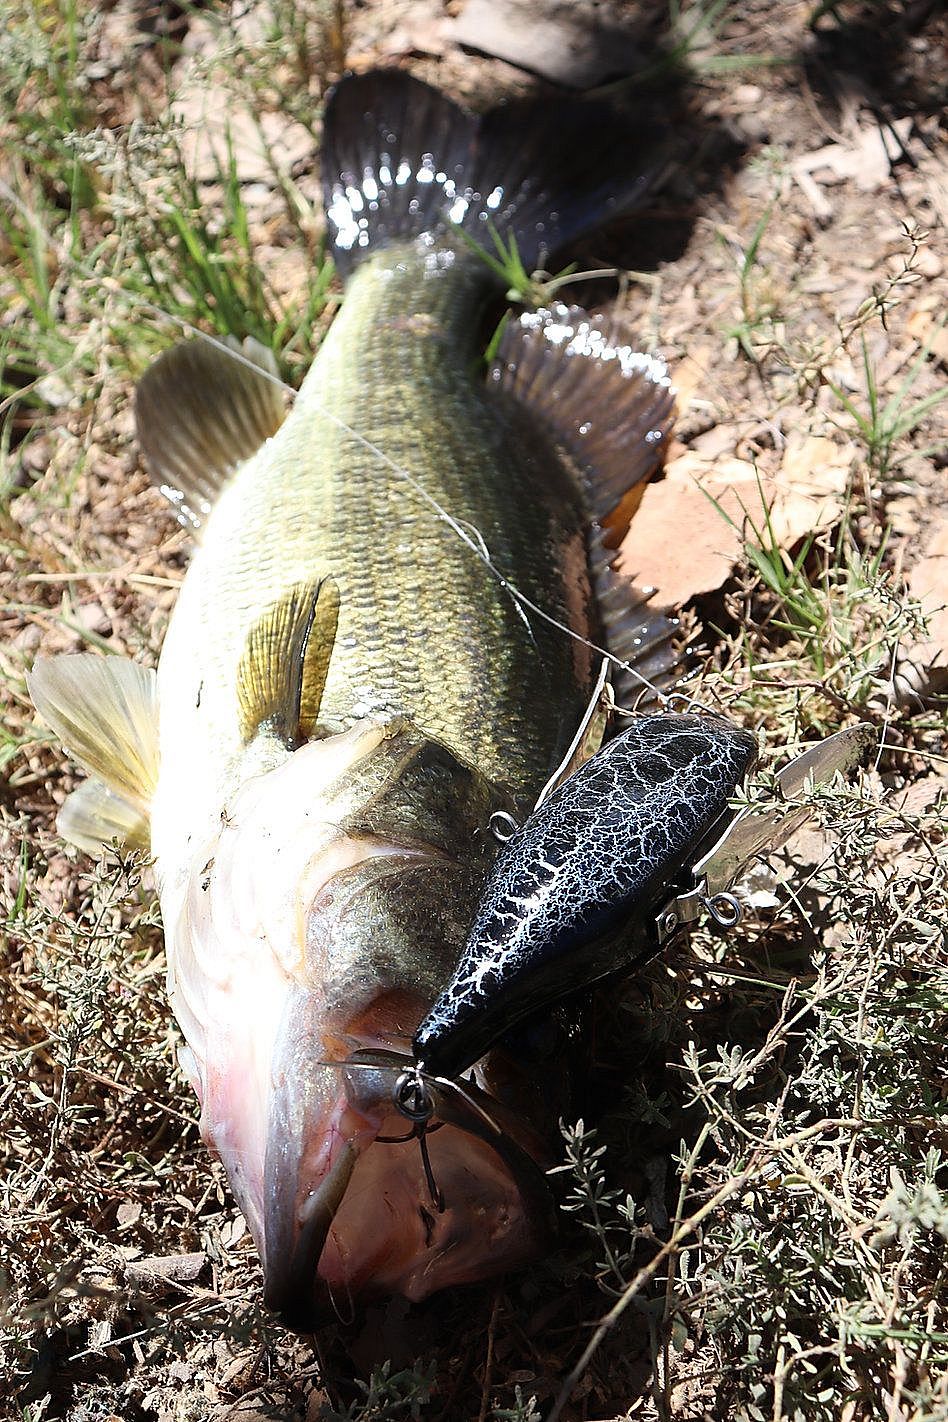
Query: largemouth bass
29,71,677,1327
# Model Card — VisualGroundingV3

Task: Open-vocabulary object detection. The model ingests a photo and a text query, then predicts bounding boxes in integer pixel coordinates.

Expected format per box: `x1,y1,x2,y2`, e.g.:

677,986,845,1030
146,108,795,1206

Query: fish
27,69,681,1328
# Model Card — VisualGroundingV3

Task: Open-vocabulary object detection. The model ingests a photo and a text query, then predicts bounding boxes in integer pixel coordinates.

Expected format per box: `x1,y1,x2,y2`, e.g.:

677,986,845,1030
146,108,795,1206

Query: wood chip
125,1251,206,1288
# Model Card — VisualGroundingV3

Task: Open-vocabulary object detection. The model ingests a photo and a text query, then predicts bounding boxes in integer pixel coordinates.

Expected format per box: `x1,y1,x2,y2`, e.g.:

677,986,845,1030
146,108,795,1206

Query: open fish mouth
260,1047,555,1331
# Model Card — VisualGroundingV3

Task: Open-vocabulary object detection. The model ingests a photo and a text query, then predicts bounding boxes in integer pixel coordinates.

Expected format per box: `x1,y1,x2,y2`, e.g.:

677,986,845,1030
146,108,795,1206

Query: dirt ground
2,2,946,1420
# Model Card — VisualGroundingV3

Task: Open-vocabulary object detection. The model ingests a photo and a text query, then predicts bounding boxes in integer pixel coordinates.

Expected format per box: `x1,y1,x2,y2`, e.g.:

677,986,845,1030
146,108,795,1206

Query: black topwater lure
411,713,874,1081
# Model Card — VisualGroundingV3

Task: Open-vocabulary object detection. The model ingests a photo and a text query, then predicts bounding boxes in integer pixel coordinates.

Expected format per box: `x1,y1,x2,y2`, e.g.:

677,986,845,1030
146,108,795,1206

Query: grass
2,1,947,1420
602,0,789,90
824,327,948,478
719,188,782,365
711,488,928,711
0,0,336,467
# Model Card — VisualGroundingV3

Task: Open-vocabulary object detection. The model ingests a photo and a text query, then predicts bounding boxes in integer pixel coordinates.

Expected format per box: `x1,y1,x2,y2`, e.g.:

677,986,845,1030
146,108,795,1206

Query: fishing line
2,176,677,705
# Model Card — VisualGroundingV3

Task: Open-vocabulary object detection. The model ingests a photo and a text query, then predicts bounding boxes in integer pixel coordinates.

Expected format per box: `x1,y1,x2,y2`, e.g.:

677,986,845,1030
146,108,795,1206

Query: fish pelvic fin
491,302,681,703
58,779,151,856
236,576,340,746
322,70,655,281
28,655,159,853
136,335,286,532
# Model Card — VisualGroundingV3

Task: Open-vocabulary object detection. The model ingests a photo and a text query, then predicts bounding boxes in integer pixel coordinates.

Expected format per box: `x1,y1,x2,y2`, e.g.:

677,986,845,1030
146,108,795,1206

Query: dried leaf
618,452,747,606
619,437,849,607
768,433,852,547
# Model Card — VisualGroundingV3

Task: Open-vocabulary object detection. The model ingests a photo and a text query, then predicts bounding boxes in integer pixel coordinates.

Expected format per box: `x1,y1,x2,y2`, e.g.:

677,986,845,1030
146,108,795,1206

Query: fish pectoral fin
135,335,286,532
28,654,159,812
237,576,341,746
57,777,151,856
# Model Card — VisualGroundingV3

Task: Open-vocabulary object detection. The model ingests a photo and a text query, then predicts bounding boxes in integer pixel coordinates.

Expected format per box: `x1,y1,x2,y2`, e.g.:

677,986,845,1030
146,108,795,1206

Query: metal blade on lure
692,723,876,897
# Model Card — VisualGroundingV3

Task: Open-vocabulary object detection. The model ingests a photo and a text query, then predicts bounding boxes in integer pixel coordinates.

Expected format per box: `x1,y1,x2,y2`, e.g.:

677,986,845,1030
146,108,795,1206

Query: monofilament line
1,177,672,705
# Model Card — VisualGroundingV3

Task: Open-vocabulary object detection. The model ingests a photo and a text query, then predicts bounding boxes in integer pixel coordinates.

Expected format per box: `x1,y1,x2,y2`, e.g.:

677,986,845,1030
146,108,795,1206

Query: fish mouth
260,1045,555,1331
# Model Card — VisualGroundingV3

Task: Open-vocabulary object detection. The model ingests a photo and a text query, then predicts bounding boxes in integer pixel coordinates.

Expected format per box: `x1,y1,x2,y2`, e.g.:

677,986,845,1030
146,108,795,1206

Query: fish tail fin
322,70,654,281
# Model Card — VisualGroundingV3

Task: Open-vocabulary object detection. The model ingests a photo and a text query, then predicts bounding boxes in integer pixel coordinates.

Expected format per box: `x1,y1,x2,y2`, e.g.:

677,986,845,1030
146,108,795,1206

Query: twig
478,1289,502,1422
547,1157,758,1422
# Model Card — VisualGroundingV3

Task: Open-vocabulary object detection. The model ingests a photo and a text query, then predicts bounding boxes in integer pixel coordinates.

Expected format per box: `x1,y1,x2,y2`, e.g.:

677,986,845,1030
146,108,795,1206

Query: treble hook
382,1062,445,1212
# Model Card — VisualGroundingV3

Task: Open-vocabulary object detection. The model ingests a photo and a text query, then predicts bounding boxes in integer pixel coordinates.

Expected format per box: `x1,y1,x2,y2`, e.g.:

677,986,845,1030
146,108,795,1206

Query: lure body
414,714,759,1078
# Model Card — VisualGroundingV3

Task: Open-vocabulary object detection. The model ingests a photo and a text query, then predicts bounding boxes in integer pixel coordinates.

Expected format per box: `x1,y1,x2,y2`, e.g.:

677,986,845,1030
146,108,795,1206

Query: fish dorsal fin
58,779,151,856
236,577,340,746
490,303,676,536
491,303,680,704
136,336,286,532
28,654,159,813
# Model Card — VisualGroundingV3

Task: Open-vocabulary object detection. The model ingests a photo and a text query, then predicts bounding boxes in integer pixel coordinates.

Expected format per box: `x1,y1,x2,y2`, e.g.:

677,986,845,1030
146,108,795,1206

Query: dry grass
2,1,946,1418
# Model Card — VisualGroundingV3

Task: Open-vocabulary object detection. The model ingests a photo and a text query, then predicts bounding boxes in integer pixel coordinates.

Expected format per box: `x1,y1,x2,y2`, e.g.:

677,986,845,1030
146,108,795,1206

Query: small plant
823,327,948,478
550,1119,648,1295
705,474,929,714
616,0,787,86
322,1361,437,1421
718,158,791,365
492,1385,542,1422
455,222,616,310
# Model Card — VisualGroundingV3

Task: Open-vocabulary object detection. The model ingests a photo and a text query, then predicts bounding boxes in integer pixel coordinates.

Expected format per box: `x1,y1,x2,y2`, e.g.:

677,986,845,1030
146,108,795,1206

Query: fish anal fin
585,530,683,706
490,302,676,538
136,336,286,532
28,654,159,811
237,577,340,746
58,778,151,856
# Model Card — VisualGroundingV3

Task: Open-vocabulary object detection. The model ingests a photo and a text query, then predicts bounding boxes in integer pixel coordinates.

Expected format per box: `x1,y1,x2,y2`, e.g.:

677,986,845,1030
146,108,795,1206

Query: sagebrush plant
546,763,947,1422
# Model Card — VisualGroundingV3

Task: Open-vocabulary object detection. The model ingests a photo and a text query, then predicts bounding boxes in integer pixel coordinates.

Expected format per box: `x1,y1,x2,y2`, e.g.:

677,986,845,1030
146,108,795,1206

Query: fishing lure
411,713,875,1081
334,711,872,1242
